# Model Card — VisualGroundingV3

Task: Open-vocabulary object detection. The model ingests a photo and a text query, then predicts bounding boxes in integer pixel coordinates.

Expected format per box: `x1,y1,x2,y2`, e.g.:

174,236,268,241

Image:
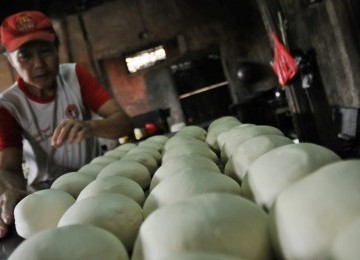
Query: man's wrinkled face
7,40,59,89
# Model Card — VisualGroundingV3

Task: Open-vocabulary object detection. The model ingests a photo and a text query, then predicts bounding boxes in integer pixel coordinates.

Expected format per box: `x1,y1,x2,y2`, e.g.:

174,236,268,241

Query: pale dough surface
224,134,293,182
207,116,240,132
14,189,75,239
121,152,158,175
144,170,241,217
127,146,162,164
271,160,360,260
162,144,218,163
243,143,341,209
164,135,208,152
103,149,128,160
77,175,145,205
114,142,137,152
221,125,284,162
175,125,207,141
330,217,360,260
138,140,165,154
78,162,106,178
9,224,129,260
150,154,220,190
50,172,94,198
159,252,241,260
206,119,242,151
97,160,151,189
58,193,143,253
89,155,118,165
132,193,272,260
145,135,169,144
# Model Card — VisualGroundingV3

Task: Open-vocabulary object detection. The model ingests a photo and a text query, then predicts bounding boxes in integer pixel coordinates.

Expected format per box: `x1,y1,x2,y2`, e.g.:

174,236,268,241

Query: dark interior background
1,0,360,158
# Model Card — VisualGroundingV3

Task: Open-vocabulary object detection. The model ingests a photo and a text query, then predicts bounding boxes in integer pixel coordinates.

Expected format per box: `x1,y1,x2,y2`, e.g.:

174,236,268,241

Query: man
0,10,133,237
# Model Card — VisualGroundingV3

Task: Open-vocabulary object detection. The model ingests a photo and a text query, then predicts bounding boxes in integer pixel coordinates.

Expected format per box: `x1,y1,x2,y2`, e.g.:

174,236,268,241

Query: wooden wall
46,0,271,125
256,0,360,154
3,0,360,152
0,57,14,92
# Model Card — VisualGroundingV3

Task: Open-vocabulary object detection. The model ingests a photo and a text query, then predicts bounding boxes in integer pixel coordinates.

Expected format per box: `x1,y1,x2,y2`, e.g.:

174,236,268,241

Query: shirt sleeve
75,64,113,112
0,107,22,151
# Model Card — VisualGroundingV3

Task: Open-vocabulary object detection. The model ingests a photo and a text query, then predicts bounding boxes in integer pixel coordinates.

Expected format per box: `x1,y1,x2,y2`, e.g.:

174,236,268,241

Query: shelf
179,81,228,99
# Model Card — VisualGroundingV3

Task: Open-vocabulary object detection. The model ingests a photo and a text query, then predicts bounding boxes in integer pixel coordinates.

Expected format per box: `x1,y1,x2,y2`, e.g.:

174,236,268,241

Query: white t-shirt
0,64,104,185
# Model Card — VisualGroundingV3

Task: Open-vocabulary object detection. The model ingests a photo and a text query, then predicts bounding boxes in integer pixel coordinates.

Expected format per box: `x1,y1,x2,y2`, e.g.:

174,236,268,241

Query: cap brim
6,32,55,52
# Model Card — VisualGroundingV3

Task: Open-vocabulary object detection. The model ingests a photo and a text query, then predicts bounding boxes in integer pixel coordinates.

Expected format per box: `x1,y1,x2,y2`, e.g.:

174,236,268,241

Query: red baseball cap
0,11,56,52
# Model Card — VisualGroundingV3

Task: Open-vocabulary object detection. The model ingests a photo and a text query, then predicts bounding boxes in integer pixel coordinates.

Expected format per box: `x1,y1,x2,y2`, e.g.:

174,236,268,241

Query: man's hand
0,187,27,237
51,99,134,149
51,119,93,148
0,148,27,238
0,169,28,238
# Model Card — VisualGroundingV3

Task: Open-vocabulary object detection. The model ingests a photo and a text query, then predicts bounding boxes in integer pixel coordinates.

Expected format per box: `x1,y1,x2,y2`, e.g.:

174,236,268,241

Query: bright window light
293,138,299,144
125,45,166,73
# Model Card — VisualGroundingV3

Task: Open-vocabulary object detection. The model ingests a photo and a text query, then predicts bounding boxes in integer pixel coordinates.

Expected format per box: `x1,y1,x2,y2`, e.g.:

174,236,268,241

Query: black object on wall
171,51,233,126
289,49,341,151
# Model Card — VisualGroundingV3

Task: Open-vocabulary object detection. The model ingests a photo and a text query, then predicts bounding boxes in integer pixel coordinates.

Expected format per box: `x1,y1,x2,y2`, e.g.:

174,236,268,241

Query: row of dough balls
10,116,360,260
10,135,169,260
133,126,273,259
135,117,360,259
206,116,360,259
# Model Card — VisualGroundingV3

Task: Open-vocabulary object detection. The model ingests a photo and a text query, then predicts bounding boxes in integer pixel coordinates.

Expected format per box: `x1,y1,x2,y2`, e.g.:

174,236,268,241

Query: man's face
7,40,59,90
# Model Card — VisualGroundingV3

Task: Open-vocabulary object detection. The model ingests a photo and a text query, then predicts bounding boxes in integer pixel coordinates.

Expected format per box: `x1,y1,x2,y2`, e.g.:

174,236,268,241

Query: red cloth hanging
271,32,298,86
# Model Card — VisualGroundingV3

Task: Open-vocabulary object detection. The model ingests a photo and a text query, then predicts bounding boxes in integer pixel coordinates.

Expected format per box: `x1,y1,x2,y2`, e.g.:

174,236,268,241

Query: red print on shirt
65,104,80,119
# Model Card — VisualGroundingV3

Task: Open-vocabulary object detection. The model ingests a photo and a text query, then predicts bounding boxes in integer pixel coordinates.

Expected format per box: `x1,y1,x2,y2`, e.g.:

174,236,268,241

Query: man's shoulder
57,63,79,86
59,63,77,75
0,82,21,100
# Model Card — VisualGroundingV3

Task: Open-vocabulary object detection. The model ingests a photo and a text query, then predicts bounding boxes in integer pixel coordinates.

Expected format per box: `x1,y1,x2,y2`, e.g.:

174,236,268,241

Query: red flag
271,32,298,86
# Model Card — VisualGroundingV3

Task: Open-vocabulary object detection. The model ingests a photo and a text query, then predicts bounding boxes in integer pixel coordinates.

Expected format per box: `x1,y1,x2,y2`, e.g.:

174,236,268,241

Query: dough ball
77,175,145,206
242,143,341,209
127,146,162,165
207,116,241,132
145,135,169,144
150,154,221,191
103,149,128,160
144,170,241,217
132,193,272,260
97,160,151,189
115,142,137,152
9,224,129,260
165,142,211,154
330,217,360,260
138,140,165,154
90,155,118,166
50,172,94,198
14,189,75,239
215,130,232,152
221,125,284,163
164,135,207,152
175,126,207,141
121,152,158,175
159,252,240,260
78,163,106,178
206,119,243,151
270,160,360,260
239,174,254,200
162,144,218,163
224,135,294,182
215,124,255,152
58,193,143,253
